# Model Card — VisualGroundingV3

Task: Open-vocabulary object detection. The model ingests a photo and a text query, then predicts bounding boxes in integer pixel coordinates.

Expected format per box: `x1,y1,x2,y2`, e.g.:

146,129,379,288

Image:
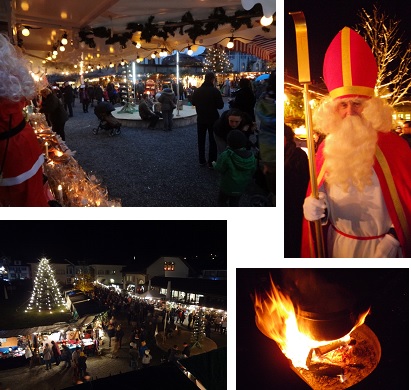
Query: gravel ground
62,99,270,207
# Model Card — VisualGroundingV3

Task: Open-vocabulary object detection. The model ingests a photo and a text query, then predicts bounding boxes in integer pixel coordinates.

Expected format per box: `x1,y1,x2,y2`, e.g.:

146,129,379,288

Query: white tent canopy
8,0,275,71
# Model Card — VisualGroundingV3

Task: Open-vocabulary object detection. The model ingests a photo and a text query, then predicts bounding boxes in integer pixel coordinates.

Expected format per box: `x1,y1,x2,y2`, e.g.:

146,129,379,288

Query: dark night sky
285,0,411,82
0,220,226,266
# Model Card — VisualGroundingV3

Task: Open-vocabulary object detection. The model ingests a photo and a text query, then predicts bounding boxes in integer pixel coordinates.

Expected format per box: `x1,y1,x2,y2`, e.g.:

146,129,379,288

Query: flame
254,277,370,369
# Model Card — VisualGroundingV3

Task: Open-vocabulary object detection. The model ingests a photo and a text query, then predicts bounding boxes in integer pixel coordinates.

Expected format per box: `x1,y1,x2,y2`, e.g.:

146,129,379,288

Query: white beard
324,115,377,192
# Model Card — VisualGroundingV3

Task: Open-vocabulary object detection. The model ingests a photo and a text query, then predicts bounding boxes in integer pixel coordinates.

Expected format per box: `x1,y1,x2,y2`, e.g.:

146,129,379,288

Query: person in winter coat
141,349,152,368
40,87,69,141
62,81,74,117
79,85,90,113
50,340,61,365
229,77,256,121
138,94,160,129
0,33,49,207
191,72,224,167
157,87,177,131
213,129,256,207
213,109,255,156
43,343,52,370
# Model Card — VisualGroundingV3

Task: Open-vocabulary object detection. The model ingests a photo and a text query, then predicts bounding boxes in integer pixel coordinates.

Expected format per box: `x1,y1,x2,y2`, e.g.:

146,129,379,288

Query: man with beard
301,27,411,258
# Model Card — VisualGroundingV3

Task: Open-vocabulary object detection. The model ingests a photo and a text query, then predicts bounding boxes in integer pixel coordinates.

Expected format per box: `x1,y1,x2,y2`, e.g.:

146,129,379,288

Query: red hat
323,27,377,99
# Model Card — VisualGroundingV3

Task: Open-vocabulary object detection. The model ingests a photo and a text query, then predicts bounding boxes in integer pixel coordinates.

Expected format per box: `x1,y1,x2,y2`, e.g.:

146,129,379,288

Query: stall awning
0,323,71,338
219,35,276,61
70,314,100,329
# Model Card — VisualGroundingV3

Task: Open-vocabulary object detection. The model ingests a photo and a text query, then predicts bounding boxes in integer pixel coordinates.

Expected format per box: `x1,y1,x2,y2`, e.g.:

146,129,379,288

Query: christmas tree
202,47,233,74
26,257,66,313
190,309,206,348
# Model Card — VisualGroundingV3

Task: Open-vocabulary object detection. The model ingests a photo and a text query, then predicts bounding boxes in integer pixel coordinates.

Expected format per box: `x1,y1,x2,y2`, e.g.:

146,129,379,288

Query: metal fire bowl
297,309,357,341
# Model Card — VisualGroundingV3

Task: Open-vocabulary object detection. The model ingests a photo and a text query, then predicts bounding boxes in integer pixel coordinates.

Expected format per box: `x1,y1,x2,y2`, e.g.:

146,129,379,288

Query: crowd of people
0,30,274,207
191,71,275,206
16,284,226,387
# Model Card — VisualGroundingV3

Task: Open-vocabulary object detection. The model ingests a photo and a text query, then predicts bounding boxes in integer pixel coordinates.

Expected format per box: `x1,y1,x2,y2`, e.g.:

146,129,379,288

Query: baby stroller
92,101,121,136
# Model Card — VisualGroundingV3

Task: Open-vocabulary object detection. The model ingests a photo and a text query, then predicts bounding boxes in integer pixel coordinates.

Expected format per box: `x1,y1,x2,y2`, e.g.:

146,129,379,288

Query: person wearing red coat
0,34,49,207
301,27,411,257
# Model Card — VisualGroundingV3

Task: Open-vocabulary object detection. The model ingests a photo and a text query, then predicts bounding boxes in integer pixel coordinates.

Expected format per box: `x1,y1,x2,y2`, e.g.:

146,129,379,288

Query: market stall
28,111,121,207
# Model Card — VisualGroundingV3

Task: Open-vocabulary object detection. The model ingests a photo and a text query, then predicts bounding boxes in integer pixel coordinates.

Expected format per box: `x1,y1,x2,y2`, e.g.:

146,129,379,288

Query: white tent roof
8,0,275,71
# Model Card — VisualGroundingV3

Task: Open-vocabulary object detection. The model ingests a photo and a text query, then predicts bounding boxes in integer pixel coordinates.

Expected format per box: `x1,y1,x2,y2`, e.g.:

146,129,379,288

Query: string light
61,32,68,45
26,257,66,313
226,37,234,49
260,15,273,26
22,27,30,37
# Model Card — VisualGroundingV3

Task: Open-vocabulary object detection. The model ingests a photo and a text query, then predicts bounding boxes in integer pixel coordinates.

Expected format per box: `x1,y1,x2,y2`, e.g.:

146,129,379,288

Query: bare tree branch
355,5,411,107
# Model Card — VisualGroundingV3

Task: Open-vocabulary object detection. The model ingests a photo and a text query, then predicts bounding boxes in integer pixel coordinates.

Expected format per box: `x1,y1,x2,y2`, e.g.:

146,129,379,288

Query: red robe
0,98,49,206
301,132,411,257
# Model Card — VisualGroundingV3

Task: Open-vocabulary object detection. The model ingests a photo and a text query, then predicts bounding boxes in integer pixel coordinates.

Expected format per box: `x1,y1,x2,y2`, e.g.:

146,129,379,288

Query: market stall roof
72,299,106,318
70,314,102,329
8,0,275,72
136,290,166,300
0,322,70,338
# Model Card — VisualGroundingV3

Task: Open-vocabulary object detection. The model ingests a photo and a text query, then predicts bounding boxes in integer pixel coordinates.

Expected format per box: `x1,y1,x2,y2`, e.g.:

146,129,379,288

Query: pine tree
191,309,206,347
26,257,66,313
202,47,233,74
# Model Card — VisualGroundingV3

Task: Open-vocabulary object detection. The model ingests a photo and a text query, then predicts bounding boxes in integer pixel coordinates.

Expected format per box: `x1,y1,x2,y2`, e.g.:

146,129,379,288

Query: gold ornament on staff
290,11,325,257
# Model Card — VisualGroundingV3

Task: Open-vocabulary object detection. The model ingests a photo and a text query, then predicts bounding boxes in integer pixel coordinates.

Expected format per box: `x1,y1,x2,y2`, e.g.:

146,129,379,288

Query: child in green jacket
213,130,256,206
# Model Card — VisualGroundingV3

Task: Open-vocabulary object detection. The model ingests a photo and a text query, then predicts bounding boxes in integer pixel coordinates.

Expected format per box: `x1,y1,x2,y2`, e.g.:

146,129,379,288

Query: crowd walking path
61,98,268,206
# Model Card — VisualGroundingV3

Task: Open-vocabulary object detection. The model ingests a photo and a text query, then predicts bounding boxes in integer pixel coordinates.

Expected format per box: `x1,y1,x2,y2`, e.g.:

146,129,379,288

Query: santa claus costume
0,34,49,207
301,27,411,258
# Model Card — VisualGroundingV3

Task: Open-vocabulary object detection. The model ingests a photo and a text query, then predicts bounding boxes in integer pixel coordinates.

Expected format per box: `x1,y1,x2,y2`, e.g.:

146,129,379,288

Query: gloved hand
303,192,328,222
374,234,400,258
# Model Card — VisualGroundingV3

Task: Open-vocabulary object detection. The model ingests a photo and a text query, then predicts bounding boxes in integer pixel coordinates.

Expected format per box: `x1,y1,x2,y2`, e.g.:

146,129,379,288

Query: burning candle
57,184,63,204
44,142,49,159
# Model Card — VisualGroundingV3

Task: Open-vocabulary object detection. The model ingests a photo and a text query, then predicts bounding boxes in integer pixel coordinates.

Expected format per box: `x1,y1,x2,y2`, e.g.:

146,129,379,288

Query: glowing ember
254,277,370,369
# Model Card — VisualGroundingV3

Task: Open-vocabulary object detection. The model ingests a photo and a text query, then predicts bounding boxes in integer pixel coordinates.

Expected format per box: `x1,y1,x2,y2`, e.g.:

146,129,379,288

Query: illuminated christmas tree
191,309,206,348
26,257,66,313
202,47,233,74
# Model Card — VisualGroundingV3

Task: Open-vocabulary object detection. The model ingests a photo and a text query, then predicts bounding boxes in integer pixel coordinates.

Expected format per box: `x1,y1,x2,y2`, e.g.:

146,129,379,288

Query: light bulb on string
61,32,68,45
22,27,30,37
260,15,273,26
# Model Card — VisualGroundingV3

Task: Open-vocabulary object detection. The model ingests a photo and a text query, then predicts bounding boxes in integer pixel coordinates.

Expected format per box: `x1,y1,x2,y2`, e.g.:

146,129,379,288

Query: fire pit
291,324,381,389
254,275,381,389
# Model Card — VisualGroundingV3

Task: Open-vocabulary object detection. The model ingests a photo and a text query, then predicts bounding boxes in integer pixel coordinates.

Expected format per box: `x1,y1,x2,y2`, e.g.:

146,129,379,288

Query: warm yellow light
59,45,65,52
61,37,68,46
61,11,68,19
21,1,29,11
260,15,273,26
227,39,234,49
22,27,30,37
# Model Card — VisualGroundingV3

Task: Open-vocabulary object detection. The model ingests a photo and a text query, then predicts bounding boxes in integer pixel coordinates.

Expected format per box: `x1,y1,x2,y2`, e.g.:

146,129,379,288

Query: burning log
307,363,344,377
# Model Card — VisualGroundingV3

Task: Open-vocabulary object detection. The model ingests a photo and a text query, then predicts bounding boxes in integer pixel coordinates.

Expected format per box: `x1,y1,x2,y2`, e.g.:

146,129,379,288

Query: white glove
374,234,400,258
303,192,327,222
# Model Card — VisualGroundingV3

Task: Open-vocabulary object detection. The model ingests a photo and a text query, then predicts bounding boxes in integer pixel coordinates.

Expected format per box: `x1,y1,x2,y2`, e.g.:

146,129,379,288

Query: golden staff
290,11,325,258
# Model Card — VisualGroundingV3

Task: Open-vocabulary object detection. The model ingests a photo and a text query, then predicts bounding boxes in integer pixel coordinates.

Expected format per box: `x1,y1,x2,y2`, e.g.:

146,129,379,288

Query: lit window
164,262,175,271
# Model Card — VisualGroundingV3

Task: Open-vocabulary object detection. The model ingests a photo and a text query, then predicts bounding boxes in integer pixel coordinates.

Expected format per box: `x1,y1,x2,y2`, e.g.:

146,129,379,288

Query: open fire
254,276,380,389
